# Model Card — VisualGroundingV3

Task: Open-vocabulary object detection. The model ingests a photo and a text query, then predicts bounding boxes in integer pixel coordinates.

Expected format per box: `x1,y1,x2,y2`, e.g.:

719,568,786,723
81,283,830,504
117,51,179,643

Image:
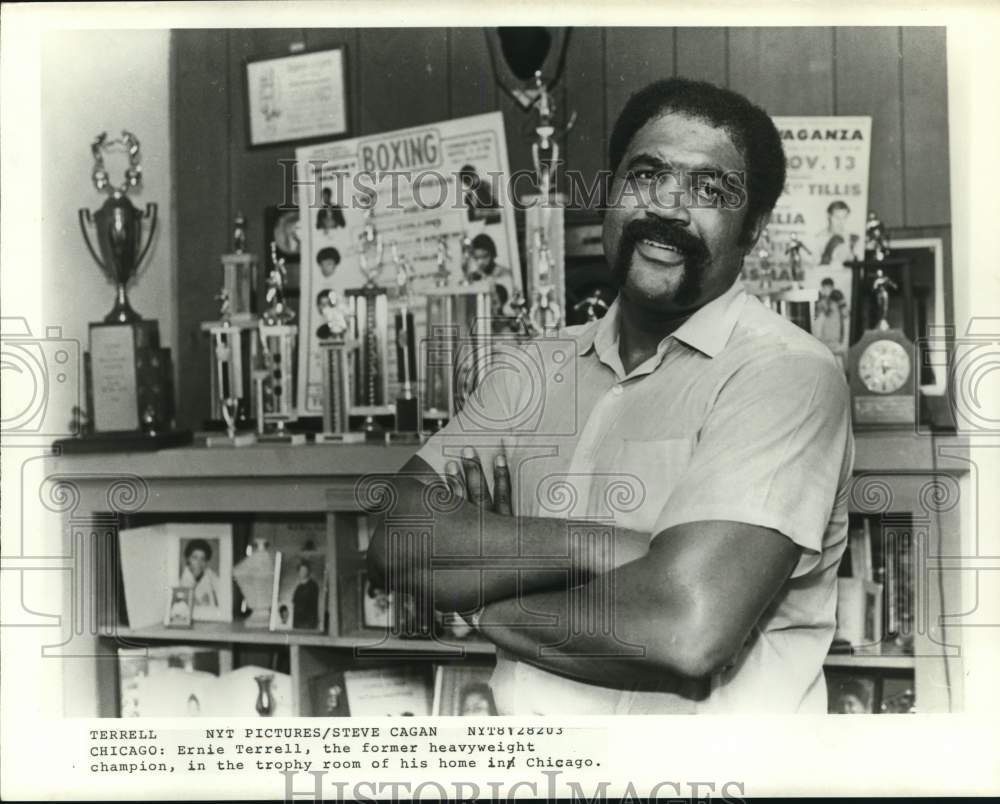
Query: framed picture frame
269,550,327,633
165,524,234,624
164,586,194,629
826,671,878,714
309,670,351,717
432,664,499,716
244,47,349,147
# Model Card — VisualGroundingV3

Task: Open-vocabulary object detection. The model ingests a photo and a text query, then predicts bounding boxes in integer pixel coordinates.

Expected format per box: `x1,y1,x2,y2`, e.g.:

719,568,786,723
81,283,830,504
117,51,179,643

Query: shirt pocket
604,437,693,534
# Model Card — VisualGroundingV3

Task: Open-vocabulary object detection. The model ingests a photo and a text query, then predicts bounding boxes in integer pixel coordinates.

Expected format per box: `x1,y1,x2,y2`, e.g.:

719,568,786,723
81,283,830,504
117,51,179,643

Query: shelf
109,622,497,654
823,653,916,670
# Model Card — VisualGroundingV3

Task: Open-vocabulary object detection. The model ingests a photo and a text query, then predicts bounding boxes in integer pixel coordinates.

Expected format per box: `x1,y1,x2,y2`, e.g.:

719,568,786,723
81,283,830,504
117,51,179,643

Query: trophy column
254,241,305,445
422,237,494,424
203,218,261,446
347,208,392,441
315,289,363,443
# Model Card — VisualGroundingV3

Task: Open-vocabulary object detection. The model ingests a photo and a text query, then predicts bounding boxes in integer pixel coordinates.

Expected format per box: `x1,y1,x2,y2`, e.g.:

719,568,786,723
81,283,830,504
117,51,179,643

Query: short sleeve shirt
417,283,854,714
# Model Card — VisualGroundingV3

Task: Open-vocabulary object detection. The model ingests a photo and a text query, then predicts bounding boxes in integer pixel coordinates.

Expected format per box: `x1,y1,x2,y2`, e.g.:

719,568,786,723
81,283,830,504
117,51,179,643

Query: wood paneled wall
172,27,950,429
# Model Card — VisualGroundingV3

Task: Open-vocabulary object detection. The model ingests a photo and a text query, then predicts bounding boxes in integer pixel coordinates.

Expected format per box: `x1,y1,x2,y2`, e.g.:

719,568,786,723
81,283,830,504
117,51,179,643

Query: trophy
847,212,916,426
346,208,391,441
77,131,185,444
315,289,363,443
522,73,569,336
255,243,305,444
202,218,261,443
423,234,494,424
390,245,420,441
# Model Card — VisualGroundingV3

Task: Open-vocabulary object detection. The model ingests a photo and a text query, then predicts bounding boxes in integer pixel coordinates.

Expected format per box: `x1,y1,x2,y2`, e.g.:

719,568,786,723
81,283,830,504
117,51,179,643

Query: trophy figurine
390,245,420,441
865,211,890,262
315,289,363,443
255,243,305,444
74,130,187,444
785,236,811,283
872,269,899,331
346,208,391,441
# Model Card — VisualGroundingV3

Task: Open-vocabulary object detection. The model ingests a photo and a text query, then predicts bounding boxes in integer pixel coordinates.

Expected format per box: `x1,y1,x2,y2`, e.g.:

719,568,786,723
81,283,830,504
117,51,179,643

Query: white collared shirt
418,283,854,713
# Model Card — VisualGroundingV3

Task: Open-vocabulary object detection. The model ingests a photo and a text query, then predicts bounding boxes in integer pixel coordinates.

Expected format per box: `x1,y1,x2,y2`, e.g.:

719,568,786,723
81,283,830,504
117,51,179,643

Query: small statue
872,268,898,330
357,207,384,284
573,288,610,322
785,236,811,282
215,288,231,323
262,241,294,324
865,211,890,262
392,244,413,303
233,211,247,255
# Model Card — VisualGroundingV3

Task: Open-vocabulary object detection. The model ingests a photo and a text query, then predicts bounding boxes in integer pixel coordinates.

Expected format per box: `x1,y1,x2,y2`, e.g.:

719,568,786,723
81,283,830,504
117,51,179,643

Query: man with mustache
368,78,853,714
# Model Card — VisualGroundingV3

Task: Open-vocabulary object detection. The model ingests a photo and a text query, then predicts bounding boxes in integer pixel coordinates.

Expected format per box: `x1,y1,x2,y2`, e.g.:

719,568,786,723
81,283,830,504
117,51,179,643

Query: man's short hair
471,233,497,258
608,77,786,246
317,247,340,264
820,277,835,287
827,200,850,216
184,538,213,561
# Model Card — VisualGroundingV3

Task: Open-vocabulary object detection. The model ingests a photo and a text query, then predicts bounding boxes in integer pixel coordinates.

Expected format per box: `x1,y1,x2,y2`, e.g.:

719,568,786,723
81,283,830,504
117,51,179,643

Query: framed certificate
245,47,349,147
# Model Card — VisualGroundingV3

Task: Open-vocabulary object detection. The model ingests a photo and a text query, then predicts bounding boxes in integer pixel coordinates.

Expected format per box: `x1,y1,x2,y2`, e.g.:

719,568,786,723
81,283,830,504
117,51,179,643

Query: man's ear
742,215,768,253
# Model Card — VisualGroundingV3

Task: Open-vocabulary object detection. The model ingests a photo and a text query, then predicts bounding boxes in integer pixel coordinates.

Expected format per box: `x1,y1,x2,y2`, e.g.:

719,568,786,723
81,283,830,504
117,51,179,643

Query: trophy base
257,432,307,446
54,429,193,455
205,432,257,448
386,431,424,446
316,432,367,444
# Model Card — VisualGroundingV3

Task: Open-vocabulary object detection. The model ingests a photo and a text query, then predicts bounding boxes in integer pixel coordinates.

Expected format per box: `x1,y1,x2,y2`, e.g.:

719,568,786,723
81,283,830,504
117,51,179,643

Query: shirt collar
575,282,747,360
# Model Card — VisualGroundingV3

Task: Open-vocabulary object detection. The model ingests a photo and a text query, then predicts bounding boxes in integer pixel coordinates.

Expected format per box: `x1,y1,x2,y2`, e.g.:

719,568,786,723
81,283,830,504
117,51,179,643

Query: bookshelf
48,431,968,716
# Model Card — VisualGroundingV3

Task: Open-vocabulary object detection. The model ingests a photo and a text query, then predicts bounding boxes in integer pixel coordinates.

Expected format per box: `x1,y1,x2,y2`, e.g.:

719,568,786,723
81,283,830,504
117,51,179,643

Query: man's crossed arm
365,449,800,688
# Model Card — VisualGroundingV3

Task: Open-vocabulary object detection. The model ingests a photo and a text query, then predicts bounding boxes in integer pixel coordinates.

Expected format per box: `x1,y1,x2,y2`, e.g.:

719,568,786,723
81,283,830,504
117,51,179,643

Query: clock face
858,339,911,394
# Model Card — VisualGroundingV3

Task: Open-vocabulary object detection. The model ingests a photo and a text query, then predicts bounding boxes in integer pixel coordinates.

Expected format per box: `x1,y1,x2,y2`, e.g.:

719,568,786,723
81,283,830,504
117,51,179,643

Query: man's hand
444,447,512,515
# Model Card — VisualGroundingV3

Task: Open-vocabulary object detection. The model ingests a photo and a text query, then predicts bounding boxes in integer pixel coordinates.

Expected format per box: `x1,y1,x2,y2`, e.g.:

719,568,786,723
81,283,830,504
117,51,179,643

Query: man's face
326,685,342,709
186,549,207,580
829,207,849,235
472,248,494,276
602,112,754,317
819,282,833,299
319,259,338,278
298,565,311,581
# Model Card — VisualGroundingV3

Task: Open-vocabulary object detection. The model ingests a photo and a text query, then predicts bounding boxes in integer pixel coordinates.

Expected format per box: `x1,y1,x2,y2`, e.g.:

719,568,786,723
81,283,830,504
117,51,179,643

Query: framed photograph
360,572,396,630
309,670,351,717
245,47,348,147
165,524,234,624
432,664,499,716
826,671,877,714
163,586,194,629
269,550,327,632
